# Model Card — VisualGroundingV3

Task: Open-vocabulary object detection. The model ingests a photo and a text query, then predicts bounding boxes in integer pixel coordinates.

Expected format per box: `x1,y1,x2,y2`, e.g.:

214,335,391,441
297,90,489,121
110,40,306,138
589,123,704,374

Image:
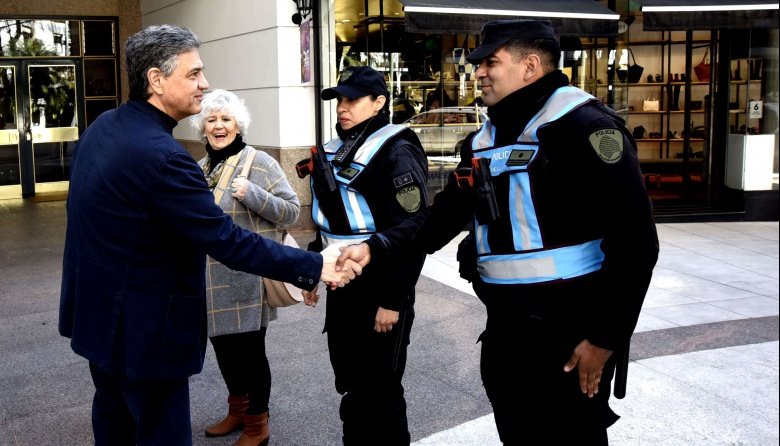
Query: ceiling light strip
642,4,778,12
403,6,620,20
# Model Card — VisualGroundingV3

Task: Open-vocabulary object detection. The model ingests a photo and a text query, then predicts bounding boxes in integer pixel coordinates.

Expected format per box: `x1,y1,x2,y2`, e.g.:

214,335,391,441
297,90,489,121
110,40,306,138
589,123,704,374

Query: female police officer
298,65,429,445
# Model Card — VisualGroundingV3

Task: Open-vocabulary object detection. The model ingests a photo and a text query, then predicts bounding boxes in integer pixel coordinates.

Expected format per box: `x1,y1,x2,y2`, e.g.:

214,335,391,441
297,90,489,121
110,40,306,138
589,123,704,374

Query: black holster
456,232,478,282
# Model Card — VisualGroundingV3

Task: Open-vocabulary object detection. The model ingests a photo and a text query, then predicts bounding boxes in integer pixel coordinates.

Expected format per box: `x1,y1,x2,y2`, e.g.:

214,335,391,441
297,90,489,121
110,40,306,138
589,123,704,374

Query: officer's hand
563,339,613,398
336,243,372,271
375,307,399,332
320,243,362,289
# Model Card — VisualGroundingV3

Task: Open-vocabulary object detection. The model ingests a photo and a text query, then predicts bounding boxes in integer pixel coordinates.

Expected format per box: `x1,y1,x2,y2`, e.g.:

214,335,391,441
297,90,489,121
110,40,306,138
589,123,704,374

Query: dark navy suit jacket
59,100,321,381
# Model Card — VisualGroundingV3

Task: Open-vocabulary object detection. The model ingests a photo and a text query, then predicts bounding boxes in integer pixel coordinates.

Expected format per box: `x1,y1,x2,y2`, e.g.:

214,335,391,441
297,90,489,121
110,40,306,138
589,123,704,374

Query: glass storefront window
337,31,487,204
0,19,80,57
82,21,115,57
725,28,779,189
84,59,117,97
28,65,77,128
0,65,19,188
0,17,119,198
330,0,778,212
0,66,16,129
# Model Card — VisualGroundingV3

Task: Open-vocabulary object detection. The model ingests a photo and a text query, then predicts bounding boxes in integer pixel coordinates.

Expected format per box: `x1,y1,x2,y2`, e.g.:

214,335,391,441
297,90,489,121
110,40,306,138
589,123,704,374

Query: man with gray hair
59,24,360,445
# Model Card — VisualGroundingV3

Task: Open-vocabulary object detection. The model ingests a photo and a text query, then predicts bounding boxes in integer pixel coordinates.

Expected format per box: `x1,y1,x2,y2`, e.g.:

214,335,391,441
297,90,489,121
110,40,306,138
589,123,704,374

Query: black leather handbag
617,49,644,83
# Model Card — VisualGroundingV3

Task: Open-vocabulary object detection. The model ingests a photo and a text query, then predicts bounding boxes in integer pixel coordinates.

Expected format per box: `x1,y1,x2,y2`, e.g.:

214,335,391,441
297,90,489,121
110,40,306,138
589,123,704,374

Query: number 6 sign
749,100,763,119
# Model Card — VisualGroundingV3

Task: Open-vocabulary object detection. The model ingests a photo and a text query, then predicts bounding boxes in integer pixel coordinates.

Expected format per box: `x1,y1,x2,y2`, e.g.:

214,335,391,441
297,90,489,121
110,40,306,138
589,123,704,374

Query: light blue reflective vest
470,86,605,285
312,124,408,248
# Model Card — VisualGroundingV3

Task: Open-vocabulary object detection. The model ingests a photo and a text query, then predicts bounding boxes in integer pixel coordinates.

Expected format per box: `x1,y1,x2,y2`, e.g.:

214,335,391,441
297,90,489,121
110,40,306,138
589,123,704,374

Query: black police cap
321,66,388,100
466,19,557,64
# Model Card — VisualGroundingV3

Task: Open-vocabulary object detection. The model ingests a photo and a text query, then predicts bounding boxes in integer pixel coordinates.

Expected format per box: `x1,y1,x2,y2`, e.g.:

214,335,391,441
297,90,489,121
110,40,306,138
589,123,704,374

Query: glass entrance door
22,60,80,196
0,60,80,198
0,63,22,199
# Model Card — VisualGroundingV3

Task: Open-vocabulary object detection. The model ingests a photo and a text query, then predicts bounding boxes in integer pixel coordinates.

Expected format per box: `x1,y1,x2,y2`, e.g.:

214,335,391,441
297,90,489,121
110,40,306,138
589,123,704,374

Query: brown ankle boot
205,394,249,437
233,411,269,446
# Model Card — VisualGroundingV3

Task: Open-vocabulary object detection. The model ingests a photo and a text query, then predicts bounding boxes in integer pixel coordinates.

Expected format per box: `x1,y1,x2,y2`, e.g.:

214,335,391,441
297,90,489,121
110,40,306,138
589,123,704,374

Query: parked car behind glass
403,106,487,157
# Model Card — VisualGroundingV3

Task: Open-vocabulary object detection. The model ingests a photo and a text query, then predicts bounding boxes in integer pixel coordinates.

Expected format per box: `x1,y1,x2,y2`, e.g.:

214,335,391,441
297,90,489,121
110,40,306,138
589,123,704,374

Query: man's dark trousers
89,363,192,445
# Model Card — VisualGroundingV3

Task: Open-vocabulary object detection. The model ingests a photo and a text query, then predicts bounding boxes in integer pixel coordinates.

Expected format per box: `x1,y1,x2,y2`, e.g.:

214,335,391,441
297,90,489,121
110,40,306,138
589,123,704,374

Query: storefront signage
748,100,763,119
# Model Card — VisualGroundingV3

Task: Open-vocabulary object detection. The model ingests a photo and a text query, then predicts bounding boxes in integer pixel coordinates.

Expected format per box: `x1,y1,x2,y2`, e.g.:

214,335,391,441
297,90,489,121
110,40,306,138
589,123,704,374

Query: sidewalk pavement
0,198,777,445
415,223,779,446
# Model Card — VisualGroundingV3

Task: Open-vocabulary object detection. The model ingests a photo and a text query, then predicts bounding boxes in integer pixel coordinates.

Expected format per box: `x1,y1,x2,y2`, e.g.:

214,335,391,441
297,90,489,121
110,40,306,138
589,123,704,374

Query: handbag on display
632,125,647,140
220,149,304,308
693,47,712,81
643,95,660,112
617,49,644,83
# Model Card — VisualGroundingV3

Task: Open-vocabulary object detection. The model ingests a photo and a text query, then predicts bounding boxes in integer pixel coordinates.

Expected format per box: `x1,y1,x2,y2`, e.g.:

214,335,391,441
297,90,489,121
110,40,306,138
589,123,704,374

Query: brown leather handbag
263,229,305,307
694,48,712,82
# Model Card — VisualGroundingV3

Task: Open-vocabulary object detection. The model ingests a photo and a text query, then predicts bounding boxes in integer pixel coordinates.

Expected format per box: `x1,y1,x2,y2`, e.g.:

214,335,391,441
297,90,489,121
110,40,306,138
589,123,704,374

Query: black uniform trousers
479,314,618,445
209,327,271,414
325,290,415,446
89,362,192,446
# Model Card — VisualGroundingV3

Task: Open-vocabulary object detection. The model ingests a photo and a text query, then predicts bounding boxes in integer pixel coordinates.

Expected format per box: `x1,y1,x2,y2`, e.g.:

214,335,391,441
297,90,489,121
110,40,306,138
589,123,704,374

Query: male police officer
336,19,659,445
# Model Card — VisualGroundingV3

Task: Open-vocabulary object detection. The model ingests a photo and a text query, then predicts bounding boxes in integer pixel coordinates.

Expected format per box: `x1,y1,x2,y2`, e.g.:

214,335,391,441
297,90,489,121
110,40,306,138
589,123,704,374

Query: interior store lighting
402,6,619,20
641,4,778,12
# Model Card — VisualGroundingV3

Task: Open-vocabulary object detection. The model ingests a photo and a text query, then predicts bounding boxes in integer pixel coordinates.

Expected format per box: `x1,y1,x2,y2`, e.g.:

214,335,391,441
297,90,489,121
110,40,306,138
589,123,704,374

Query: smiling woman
189,87,302,446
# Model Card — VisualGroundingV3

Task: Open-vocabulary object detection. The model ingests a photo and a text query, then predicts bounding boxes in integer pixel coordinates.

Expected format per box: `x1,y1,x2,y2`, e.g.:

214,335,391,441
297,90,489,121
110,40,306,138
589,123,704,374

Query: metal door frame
18,58,84,197
0,61,23,199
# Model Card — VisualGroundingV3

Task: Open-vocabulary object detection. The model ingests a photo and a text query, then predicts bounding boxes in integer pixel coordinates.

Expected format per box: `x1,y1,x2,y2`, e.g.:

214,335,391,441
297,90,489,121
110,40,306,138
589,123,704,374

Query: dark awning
399,0,620,37
637,0,779,30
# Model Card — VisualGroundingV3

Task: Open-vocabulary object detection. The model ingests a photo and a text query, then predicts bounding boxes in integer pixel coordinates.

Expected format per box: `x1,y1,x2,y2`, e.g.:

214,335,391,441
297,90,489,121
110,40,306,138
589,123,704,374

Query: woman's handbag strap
239,149,257,179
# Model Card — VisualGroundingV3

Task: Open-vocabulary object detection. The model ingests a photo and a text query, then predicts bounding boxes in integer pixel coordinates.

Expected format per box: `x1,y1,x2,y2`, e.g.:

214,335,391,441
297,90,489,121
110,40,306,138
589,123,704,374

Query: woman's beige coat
198,146,301,337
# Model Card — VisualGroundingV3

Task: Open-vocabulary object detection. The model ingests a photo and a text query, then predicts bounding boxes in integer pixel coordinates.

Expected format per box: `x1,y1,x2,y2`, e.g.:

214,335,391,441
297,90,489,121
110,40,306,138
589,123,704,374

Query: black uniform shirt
368,71,659,351
311,113,429,312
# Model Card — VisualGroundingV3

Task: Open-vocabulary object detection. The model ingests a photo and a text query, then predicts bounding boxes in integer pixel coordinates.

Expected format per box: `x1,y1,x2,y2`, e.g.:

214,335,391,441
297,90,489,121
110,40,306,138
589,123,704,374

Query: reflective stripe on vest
310,177,332,231
478,239,605,284
313,124,406,237
471,86,604,284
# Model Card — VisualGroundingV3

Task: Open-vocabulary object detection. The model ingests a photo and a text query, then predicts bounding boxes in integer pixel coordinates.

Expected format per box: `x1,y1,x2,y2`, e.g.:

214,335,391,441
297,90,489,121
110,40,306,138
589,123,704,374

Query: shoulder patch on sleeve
588,128,624,164
393,172,413,188
396,185,421,213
